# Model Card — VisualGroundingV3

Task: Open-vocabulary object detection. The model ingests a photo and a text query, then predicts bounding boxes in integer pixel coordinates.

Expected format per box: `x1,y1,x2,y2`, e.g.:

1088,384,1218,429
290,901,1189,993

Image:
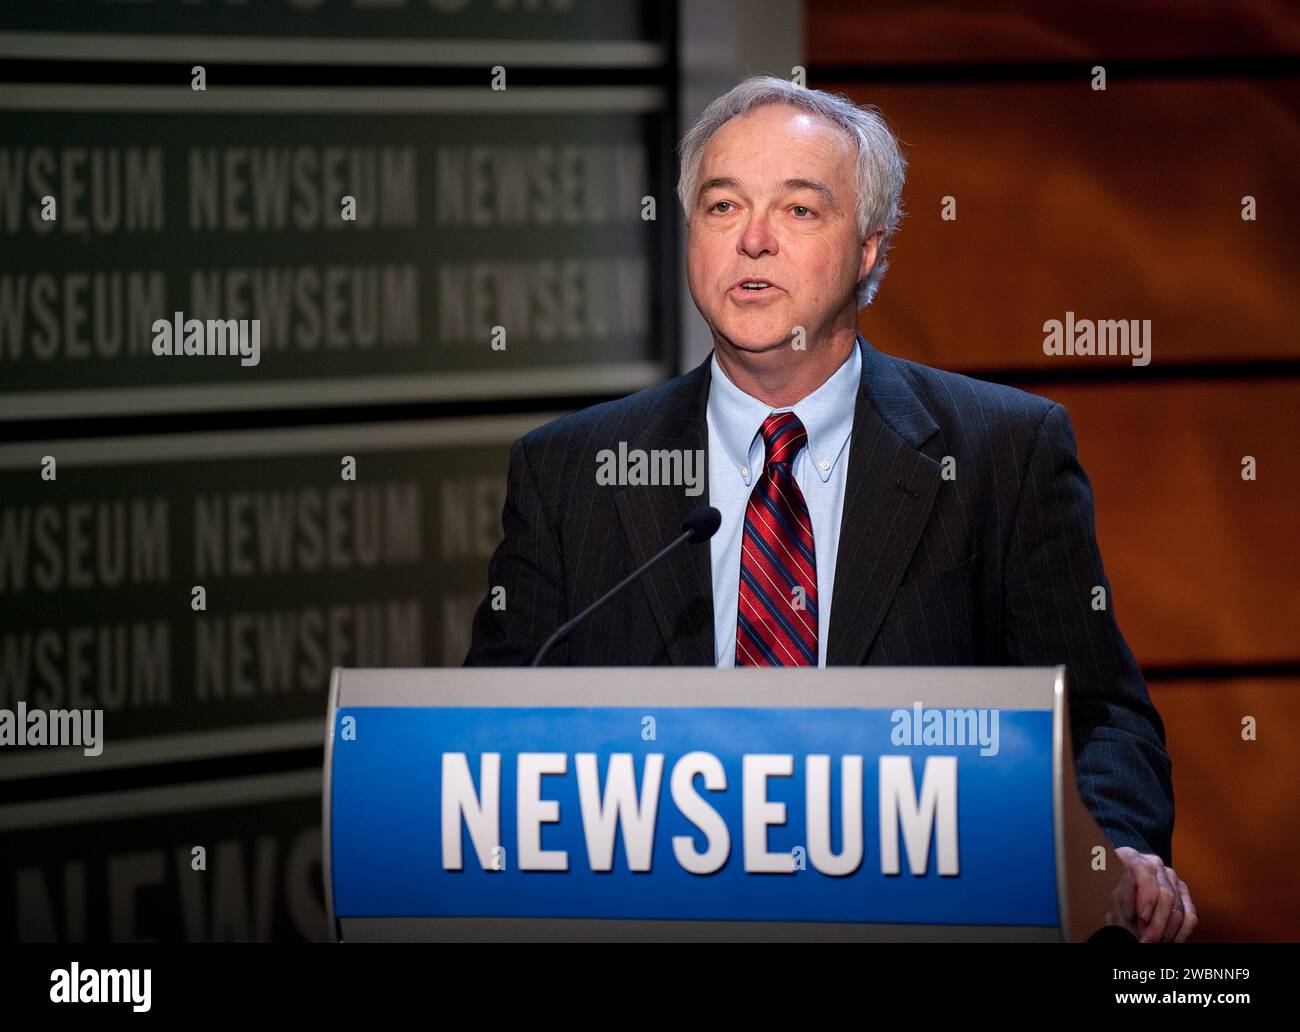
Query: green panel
0,416,547,752
0,774,326,942
0,90,671,410
0,0,665,43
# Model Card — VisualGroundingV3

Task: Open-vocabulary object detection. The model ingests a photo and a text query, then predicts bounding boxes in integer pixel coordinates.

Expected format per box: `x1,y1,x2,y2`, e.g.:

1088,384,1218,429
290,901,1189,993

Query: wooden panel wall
808,0,1300,941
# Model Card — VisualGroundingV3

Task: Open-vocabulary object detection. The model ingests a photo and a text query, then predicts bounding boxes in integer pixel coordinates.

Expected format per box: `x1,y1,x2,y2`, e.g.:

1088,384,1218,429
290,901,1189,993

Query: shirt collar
708,339,860,486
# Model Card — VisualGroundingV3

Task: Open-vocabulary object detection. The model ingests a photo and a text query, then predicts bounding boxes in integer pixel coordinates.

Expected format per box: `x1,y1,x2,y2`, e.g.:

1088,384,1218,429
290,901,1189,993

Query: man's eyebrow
782,178,837,206
695,175,838,208
696,176,739,200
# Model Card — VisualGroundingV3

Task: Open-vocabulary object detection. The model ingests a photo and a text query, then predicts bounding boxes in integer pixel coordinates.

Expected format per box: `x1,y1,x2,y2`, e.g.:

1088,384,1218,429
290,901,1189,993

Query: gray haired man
466,76,1195,943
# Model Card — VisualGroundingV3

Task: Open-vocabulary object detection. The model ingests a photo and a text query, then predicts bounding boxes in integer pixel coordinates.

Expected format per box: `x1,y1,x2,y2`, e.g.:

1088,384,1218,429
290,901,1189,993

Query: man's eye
710,201,733,213
792,205,813,217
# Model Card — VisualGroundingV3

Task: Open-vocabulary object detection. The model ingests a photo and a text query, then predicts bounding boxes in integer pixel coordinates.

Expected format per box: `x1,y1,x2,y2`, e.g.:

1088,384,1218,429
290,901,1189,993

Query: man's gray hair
676,75,907,308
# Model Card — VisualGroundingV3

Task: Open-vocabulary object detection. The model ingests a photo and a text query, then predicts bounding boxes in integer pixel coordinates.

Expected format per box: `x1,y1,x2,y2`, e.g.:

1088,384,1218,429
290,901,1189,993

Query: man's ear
860,229,884,282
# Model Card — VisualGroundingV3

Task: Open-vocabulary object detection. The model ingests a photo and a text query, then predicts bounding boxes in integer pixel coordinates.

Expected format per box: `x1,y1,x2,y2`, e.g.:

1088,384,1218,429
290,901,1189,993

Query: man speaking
464,76,1195,942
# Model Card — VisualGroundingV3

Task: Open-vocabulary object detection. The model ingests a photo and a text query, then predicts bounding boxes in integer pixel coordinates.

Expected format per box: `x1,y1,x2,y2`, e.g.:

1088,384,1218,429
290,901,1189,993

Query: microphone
530,505,721,666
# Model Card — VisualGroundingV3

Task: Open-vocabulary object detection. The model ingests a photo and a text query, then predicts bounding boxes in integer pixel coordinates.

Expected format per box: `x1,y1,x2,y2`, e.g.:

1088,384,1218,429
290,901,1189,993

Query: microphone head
682,505,722,544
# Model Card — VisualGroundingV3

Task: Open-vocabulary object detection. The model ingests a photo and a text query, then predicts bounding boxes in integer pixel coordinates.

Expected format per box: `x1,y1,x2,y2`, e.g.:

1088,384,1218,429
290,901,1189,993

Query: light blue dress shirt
706,342,859,666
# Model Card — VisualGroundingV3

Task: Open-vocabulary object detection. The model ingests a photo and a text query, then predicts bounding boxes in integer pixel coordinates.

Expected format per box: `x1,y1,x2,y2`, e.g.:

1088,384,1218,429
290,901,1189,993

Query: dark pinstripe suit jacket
464,334,1176,862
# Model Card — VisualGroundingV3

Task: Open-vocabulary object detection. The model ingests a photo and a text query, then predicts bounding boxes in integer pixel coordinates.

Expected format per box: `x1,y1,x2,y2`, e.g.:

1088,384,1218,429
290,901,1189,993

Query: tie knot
760,411,807,467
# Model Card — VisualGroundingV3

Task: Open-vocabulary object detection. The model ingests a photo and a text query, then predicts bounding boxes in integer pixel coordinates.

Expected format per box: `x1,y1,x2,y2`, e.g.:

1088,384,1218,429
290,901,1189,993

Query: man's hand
1107,846,1198,942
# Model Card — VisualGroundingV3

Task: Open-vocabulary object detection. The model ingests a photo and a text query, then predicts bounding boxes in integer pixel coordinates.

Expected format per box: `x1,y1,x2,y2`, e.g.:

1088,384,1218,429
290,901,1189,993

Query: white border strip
0,83,665,112
0,33,665,68
0,410,563,466
333,666,1061,710
0,362,665,421
324,667,341,941
0,769,321,831
0,718,323,780
1052,667,1070,942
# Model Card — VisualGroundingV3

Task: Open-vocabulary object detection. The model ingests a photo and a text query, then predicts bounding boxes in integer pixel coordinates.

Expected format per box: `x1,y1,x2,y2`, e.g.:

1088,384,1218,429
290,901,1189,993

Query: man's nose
737,211,777,258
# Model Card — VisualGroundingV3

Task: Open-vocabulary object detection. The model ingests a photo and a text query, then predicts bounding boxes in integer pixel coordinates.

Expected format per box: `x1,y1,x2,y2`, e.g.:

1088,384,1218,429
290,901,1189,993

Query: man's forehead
711,105,850,146
700,106,854,179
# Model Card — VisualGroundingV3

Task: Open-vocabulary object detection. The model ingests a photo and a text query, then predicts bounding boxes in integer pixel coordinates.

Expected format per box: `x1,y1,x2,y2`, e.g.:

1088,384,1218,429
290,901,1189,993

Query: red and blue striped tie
736,411,818,666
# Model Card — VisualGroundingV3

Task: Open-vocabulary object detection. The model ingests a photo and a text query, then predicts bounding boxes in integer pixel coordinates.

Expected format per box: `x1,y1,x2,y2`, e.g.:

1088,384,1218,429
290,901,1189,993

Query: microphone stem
530,527,694,666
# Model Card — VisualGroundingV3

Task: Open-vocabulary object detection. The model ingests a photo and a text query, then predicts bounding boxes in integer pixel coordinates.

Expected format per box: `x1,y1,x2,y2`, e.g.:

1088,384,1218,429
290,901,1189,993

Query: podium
323,666,1121,942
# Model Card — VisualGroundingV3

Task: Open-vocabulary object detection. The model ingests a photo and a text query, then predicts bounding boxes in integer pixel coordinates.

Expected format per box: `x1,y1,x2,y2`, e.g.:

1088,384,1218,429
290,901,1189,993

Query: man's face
686,103,874,354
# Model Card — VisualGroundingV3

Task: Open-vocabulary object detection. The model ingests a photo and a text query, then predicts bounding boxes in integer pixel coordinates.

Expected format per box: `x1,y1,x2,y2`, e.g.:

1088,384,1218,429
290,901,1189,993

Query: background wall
0,0,1295,943
0,0,685,942
806,0,1300,941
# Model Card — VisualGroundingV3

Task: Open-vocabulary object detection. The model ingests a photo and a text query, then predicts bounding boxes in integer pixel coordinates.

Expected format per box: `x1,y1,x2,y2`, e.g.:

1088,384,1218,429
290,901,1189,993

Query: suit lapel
614,337,941,667
827,336,944,665
614,356,716,665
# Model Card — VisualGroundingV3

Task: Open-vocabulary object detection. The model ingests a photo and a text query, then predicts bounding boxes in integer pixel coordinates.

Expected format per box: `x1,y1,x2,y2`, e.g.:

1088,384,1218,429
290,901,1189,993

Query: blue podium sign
324,667,1114,942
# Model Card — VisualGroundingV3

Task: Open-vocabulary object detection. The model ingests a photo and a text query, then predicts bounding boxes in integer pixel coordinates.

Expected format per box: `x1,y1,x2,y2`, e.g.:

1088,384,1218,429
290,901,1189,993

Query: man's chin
714,318,796,355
